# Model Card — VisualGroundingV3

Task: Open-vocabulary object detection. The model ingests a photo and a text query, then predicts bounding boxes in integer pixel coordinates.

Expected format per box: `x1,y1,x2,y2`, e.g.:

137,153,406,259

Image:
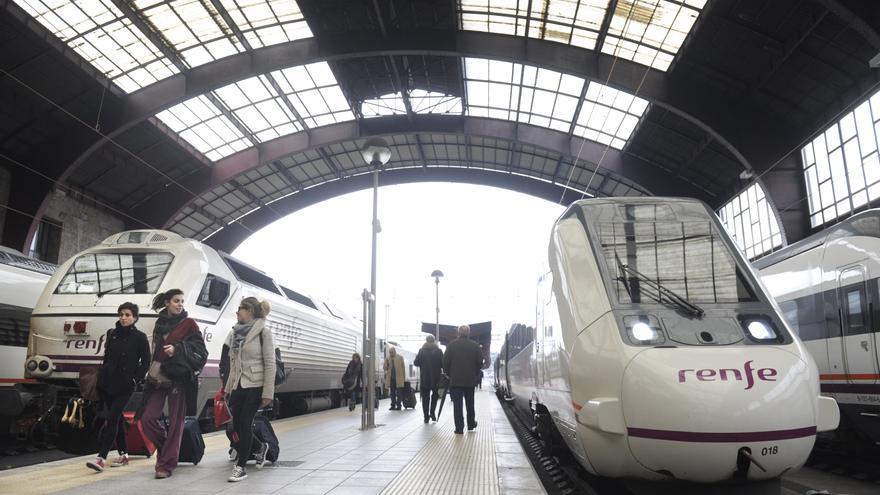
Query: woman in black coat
86,302,150,472
342,353,363,411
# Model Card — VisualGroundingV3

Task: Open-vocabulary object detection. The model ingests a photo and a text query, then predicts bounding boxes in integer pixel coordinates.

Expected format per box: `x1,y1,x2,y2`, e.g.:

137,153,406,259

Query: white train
24,229,366,449
495,197,839,486
754,208,880,453
0,246,55,437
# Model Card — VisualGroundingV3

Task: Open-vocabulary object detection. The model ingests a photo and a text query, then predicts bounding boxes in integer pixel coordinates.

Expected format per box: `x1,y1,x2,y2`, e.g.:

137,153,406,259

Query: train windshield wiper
615,255,704,318
97,274,161,298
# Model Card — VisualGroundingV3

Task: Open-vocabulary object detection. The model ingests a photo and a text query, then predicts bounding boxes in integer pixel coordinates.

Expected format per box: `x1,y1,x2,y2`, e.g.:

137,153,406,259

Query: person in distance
414,334,443,423
443,325,483,434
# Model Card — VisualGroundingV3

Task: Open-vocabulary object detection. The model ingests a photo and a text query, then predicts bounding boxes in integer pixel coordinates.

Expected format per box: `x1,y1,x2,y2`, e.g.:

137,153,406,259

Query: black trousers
229,386,262,468
389,386,401,408
98,392,131,459
449,386,476,433
420,386,439,420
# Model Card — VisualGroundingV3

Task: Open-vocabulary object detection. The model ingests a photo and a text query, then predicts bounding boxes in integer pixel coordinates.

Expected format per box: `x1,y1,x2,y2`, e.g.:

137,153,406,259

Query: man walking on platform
414,335,443,423
442,325,483,434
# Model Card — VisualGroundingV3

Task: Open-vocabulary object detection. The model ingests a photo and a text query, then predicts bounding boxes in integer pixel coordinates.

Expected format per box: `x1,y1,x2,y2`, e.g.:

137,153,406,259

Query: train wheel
534,411,565,456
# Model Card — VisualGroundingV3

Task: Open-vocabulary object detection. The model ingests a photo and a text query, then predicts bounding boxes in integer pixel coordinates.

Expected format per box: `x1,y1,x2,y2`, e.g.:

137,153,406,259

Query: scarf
231,319,256,350
112,320,135,338
155,309,187,336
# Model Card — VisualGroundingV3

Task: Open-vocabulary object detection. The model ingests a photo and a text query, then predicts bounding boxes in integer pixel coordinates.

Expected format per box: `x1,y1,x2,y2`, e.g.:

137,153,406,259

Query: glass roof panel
601,0,703,71
459,0,607,49
464,57,586,134
362,91,463,117
132,0,243,68
220,0,312,48
362,93,407,117
271,63,356,128
156,95,250,160
574,81,649,150
13,0,179,92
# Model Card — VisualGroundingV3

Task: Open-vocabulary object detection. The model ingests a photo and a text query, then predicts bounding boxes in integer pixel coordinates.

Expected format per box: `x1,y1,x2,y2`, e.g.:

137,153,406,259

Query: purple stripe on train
627,426,817,442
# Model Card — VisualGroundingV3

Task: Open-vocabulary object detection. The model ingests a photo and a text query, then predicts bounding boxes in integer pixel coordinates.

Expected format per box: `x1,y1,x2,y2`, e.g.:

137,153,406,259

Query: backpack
274,347,287,385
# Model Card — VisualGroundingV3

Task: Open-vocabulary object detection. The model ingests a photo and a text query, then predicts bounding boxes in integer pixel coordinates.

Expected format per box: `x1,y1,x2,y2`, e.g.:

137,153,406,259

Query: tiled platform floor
0,389,545,495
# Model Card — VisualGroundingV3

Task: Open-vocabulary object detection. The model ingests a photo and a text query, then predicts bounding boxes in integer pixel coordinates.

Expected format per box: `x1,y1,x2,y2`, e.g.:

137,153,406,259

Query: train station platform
0,389,545,495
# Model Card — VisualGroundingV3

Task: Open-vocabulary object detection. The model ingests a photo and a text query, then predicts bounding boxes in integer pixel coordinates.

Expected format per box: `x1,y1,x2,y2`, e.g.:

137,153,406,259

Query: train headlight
739,316,780,343
623,315,665,345
26,360,38,372
38,360,50,371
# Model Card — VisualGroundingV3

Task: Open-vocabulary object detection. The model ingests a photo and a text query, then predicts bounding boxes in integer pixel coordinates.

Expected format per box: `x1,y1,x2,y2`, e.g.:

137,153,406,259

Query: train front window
55,252,173,295
598,220,758,305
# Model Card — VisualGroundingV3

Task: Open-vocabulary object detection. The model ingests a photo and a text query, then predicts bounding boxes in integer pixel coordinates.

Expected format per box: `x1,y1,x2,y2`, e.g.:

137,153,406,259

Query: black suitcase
252,415,279,463
401,382,417,409
177,416,205,465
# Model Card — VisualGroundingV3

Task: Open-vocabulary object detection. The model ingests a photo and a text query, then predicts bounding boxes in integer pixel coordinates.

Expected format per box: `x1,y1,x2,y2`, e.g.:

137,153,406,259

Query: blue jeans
449,386,475,433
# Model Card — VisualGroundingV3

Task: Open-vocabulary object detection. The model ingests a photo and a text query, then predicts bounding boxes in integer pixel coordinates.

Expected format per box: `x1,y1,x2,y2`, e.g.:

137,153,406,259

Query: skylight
13,0,178,92
362,90,463,117
459,0,608,50
219,0,312,48
718,182,783,260
464,58,648,145
154,62,353,160
459,0,706,72
573,82,648,149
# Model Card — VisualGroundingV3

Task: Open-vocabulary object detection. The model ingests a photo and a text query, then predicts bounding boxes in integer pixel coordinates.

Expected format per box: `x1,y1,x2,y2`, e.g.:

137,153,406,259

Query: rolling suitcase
123,411,156,457
177,416,205,465
401,382,417,409
252,415,279,463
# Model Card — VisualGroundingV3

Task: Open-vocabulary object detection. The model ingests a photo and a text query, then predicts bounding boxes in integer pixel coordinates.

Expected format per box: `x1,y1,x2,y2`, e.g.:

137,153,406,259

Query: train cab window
279,285,319,310
843,286,869,335
55,252,173,294
196,275,230,310
223,257,283,296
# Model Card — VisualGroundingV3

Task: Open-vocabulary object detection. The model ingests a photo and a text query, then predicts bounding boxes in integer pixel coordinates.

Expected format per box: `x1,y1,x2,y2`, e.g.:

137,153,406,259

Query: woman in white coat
223,297,276,482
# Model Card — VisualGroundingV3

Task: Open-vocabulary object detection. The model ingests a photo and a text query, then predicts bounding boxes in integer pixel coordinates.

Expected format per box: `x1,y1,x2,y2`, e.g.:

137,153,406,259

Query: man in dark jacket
442,325,484,434
414,335,443,423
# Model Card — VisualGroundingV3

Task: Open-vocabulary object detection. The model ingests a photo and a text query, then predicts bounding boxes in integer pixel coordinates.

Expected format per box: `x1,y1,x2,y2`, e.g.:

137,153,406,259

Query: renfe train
24,229,365,450
754,209,880,453
495,197,839,487
0,247,55,440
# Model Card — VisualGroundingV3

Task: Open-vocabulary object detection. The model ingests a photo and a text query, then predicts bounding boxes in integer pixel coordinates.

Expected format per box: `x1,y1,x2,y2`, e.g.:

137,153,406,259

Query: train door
838,265,878,384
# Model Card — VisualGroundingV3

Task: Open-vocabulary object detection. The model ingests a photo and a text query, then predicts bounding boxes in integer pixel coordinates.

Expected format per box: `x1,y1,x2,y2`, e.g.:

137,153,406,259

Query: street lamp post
360,137,391,430
431,270,444,341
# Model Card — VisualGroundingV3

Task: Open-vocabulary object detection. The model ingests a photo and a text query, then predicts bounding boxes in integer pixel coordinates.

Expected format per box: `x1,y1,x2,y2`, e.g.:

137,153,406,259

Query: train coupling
734,446,767,480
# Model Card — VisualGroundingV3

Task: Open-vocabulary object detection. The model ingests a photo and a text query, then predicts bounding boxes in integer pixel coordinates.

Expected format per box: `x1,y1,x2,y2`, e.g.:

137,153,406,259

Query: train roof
753,209,880,270
0,245,55,275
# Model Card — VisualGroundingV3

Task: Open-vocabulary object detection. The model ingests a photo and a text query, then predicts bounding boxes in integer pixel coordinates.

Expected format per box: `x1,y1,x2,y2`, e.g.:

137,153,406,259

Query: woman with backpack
86,302,150,473
342,353,363,411
139,289,207,479
222,296,276,482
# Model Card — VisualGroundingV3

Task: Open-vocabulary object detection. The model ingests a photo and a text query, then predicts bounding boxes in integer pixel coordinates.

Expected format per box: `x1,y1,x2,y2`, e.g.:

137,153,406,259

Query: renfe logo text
678,360,777,390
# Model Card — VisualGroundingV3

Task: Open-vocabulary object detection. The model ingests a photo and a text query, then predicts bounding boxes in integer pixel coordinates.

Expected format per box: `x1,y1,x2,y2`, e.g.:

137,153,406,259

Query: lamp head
431,269,444,280
360,137,392,167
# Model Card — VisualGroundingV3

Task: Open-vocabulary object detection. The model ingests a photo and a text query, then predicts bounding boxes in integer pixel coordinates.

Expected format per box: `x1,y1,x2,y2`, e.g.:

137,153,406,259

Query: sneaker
86,457,105,472
155,470,171,479
254,442,269,469
110,454,129,467
228,466,247,482
228,448,238,462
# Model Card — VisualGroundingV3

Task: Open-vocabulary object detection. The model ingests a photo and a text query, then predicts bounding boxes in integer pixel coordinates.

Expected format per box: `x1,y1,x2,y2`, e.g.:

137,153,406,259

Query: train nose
621,347,817,482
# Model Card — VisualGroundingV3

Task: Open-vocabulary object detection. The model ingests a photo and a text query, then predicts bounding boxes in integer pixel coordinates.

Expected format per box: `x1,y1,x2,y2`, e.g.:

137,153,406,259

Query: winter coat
97,323,151,397
223,318,276,400
413,343,443,390
342,360,363,392
443,336,483,388
383,353,405,389
140,314,205,418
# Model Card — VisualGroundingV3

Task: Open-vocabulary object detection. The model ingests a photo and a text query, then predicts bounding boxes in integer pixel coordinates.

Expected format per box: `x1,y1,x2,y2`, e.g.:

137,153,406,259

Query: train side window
843,285,869,335
778,300,800,335
197,275,230,309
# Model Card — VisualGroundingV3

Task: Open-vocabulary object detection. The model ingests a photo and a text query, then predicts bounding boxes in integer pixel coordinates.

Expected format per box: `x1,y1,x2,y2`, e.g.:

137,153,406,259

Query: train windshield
593,208,758,306
55,252,173,295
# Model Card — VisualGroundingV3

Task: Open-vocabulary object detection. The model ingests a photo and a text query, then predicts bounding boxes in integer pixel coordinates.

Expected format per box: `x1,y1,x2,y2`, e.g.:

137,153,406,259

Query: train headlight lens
26,360,37,372
739,316,781,343
623,315,665,345
38,360,50,371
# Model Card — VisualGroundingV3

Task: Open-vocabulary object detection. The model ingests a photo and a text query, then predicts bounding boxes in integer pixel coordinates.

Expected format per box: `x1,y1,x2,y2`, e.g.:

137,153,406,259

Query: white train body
0,247,54,418
498,197,839,483
25,230,362,422
754,209,880,449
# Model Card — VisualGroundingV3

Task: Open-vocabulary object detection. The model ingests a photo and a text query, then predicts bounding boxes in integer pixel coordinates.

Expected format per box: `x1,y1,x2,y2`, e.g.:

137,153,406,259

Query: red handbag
214,388,232,428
